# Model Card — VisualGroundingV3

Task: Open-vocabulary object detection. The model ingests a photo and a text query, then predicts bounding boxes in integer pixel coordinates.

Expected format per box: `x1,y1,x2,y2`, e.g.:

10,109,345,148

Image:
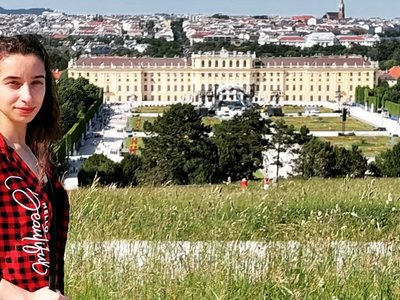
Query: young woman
0,35,69,299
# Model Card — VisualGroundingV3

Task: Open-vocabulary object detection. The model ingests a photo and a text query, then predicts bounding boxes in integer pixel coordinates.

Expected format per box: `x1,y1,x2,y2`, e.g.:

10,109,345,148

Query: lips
16,107,35,114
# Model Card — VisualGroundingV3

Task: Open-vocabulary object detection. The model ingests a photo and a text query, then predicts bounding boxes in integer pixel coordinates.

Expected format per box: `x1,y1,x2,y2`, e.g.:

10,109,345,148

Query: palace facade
68,49,378,105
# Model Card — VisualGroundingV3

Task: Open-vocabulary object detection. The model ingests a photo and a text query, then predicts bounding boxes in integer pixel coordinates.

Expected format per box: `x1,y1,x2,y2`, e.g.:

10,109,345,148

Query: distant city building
337,34,380,48
376,70,397,87
68,49,377,105
338,0,345,20
305,32,339,48
323,0,345,21
292,16,315,23
388,66,400,80
277,35,306,48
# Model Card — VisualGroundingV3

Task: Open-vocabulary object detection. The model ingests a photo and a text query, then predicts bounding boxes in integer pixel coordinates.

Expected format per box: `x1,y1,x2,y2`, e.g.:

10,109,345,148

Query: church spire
338,0,345,20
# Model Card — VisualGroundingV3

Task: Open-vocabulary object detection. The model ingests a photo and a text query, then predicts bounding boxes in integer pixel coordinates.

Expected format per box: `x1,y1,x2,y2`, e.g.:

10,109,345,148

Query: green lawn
322,136,397,157
281,105,333,114
130,116,221,130
132,106,170,113
275,116,374,131
202,116,221,126
123,137,143,155
130,116,156,131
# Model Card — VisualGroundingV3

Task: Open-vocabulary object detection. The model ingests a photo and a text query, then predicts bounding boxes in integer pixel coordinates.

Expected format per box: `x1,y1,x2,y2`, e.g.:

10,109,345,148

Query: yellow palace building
68,49,377,105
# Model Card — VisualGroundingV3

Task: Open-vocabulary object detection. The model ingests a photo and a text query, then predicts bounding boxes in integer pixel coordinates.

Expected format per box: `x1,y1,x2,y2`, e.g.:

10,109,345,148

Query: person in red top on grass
0,35,69,299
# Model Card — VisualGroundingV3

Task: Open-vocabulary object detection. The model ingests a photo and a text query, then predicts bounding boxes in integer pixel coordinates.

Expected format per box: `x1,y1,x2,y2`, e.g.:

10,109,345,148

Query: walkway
64,104,130,190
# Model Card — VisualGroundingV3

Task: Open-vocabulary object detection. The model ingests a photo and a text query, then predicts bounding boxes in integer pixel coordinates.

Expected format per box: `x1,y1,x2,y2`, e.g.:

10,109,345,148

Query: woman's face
0,53,46,128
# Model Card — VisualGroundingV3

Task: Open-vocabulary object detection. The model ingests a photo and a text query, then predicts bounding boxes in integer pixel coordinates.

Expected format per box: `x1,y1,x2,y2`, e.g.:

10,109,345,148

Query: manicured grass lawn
202,116,221,126
130,116,156,131
321,136,397,157
132,106,170,113
253,169,265,179
123,137,143,155
130,116,221,130
275,116,374,131
281,105,333,114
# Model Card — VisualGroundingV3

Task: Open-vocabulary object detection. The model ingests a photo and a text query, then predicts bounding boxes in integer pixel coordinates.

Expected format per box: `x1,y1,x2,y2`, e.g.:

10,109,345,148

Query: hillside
65,178,400,299
0,6,52,15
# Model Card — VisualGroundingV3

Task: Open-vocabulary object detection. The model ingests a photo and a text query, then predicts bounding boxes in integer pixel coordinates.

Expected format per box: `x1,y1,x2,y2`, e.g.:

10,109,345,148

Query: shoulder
0,152,18,186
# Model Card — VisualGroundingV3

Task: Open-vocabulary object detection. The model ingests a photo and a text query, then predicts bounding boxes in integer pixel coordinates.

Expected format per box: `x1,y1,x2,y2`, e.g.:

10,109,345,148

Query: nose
19,83,33,103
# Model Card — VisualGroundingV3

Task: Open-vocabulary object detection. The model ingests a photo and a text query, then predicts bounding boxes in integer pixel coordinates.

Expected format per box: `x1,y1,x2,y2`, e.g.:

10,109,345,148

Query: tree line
77,104,400,187
57,73,102,133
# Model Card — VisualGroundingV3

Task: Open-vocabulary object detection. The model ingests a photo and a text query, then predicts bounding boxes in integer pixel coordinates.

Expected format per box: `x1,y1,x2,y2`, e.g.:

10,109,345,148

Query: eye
32,80,44,85
6,81,21,88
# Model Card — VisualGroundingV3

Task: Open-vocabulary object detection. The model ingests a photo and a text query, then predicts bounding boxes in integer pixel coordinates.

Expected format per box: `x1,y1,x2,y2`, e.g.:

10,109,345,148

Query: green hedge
54,88,104,160
53,135,67,164
365,96,378,112
355,86,365,104
85,90,104,123
384,100,400,117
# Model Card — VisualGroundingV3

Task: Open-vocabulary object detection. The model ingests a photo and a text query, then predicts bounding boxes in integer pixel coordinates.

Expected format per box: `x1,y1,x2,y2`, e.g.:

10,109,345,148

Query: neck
0,116,28,146
0,128,28,148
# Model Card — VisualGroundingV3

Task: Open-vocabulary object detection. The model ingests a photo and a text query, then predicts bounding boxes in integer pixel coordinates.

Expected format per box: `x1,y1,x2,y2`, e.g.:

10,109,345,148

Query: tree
139,103,219,185
374,142,400,177
268,119,298,181
213,109,272,181
78,154,121,186
119,154,142,186
211,14,230,19
57,76,101,132
295,138,367,178
47,48,70,70
294,137,336,178
297,125,312,145
334,145,367,177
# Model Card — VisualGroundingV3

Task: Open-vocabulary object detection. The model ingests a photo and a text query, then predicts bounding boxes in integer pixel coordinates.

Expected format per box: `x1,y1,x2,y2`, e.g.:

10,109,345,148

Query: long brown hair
0,35,62,183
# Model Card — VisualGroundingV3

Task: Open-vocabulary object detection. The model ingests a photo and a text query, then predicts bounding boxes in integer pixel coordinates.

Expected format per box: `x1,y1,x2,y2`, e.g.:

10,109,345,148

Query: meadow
281,105,333,114
274,116,374,131
130,115,221,131
322,136,397,157
65,178,400,299
132,106,170,113
130,116,156,131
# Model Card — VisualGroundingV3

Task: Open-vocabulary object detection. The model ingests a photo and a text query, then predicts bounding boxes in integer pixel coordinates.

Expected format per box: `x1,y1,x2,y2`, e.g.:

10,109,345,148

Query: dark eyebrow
33,75,46,79
2,75,45,81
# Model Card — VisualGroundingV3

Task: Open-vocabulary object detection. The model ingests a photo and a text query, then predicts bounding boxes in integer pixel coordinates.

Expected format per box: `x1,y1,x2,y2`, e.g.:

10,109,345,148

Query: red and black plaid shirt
0,134,69,292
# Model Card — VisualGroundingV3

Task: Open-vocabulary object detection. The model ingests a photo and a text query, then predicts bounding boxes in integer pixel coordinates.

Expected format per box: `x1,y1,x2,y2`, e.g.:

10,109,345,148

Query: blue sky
1,0,399,19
